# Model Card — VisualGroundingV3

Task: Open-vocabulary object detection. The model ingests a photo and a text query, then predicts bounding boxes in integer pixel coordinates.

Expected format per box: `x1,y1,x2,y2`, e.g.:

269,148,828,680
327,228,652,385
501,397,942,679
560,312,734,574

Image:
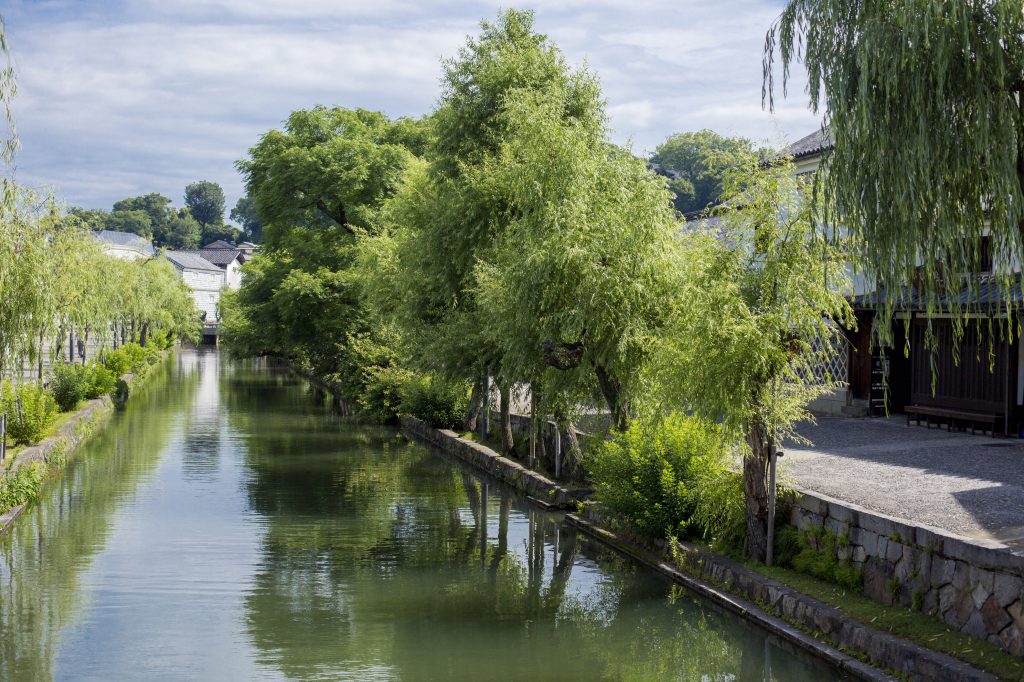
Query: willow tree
380,9,602,449
764,0,1024,351
653,160,854,562
473,83,680,434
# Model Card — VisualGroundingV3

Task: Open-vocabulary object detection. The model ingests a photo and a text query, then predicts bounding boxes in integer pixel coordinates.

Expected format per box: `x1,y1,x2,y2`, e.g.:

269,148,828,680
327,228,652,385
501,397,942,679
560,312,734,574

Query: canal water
0,350,845,681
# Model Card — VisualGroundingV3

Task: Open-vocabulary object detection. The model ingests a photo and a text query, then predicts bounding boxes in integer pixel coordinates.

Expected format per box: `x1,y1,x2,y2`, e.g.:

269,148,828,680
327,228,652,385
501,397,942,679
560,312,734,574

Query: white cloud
2,0,817,210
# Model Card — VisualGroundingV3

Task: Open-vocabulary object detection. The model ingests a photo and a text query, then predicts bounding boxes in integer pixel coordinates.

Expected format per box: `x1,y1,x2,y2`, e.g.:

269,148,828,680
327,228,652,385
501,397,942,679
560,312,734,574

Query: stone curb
565,514,899,682
571,511,998,682
400,415,588,508
404,417,1003,682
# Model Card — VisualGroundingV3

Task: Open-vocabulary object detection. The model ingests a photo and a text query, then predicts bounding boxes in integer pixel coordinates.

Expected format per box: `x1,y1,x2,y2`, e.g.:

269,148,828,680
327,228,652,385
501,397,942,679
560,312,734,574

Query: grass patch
752,563,1024,681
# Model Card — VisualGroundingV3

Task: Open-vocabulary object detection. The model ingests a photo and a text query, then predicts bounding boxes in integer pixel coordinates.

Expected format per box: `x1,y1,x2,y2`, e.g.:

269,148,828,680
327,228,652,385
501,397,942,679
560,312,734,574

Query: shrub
400,375,469,430
50,362,90,411
1,380,57,445
101,348,132,377
0,460,48,512
84,363,117,399
589,414,740,543
357,364,413,423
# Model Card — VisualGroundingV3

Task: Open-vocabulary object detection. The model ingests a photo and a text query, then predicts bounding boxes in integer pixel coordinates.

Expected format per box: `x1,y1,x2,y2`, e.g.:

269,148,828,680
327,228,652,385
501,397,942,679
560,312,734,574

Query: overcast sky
2,0,818,215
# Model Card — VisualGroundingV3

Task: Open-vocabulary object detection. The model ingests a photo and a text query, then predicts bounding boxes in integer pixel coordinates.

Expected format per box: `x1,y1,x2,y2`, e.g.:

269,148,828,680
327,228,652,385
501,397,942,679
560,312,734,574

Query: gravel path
784,417,1024,544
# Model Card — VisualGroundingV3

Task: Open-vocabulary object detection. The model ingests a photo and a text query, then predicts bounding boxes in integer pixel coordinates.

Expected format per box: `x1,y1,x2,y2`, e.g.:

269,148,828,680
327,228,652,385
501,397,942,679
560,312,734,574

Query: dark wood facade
848,311,1021,435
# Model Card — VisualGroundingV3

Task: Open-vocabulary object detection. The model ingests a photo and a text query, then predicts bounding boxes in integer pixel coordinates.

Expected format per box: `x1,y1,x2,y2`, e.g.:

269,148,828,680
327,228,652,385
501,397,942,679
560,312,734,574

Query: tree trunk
140,323,149,348
595,364,629,431
743,418,771,563
463,378,483,432
498,381,514,456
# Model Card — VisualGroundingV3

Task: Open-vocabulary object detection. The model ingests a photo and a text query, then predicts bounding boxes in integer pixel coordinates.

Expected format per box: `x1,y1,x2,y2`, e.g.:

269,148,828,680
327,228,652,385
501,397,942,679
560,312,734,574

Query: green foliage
400,375,469,430
782,526,863,591
1,380,57,445
103,209,152,238
0,460,47,513
765,0,1024,356
101,343,159,377
223,104,423,414
229,195,263,243
650,130,762,214
84,362,116,399
184,180,225,227
50,362,90,411
589,415,741,545
101,348,131,377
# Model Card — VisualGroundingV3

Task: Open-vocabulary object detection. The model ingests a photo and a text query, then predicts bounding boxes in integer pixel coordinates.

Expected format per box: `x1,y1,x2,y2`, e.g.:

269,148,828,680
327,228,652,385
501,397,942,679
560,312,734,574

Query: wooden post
766,440,782,567
480,372,490,441
529,388,536,470
554,426,562,479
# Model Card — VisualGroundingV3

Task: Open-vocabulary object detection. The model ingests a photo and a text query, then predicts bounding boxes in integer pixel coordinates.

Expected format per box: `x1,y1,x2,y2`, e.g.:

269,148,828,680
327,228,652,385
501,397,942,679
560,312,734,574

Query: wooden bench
904,405,1003,437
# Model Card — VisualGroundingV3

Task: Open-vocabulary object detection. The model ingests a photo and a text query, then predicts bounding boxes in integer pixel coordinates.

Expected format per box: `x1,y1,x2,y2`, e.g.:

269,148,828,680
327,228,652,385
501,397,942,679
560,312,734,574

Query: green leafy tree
651,130,759,214
764,0,1024,351
651,160,853,562
237,107,418,240
103,209,152,239
66,207,109,231
377,9,598,448
472,79,680,432
199,222,241,246
184,180,225,228
229,195,263,243
223,107,419,392
159,209,201,249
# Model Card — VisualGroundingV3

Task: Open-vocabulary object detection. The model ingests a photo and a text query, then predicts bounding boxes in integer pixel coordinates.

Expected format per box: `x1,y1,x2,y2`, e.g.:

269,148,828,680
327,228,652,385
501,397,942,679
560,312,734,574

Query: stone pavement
786,417,1024,546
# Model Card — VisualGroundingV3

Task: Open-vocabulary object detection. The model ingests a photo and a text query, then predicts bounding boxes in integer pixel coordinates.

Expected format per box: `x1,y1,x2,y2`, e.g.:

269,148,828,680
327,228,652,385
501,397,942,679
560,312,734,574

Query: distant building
93,230,155,260
163,250,224,322
199,240,245,289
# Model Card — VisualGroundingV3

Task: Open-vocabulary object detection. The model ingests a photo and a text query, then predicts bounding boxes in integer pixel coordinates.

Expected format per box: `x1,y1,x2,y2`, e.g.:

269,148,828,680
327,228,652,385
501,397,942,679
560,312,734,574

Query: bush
0,460,47,512
589,414,740,543
357,364,413,423
1,380,57,445
101,348,132,377
400,375,469,430
101,342,158,377
50,362,90,411
84,363,117,399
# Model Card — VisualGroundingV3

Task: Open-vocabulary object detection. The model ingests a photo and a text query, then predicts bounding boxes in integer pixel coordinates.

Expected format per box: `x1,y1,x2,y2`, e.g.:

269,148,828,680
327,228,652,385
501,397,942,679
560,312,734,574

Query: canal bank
0,348,172,535
0,350,852,680
402,416,1004,681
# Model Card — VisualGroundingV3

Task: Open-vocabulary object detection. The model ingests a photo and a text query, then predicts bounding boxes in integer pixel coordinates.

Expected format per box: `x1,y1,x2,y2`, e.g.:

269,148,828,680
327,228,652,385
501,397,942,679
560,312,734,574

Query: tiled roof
852,277,1023,310
783,127,834,160
93,230,154,254
199,247,241,266
164,250,223,273
202,239,235,250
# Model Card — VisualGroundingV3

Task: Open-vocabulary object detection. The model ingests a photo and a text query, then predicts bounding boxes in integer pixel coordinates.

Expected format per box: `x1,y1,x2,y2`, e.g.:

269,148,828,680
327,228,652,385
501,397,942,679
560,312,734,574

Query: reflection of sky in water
0,351,845,682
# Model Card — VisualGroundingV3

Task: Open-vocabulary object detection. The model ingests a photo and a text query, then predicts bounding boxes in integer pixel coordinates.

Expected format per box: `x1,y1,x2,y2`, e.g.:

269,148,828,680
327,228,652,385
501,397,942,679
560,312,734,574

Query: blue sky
2,0,818,217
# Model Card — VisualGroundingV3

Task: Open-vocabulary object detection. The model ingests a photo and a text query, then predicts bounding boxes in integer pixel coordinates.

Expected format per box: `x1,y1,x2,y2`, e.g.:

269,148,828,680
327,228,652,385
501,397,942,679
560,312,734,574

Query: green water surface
0,350,845,681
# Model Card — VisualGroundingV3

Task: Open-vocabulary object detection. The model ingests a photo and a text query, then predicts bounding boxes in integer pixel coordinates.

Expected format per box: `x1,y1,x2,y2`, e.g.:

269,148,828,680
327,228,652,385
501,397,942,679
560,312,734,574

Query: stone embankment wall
792,489,1024,656
404,417,995,681
401,416,588,508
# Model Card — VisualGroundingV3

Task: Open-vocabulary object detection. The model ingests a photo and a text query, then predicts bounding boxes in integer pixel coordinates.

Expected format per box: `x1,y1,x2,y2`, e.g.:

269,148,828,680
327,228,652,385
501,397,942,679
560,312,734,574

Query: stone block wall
792,490,1024,656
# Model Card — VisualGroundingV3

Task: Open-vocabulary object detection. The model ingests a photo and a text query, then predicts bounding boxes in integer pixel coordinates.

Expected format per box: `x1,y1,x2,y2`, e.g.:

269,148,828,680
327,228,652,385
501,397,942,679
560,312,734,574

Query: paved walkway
786,417,1024,546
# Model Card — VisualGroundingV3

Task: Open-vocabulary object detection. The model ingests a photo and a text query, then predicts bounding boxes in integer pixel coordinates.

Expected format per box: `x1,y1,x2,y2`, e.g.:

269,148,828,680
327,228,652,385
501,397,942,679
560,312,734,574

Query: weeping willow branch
764,0,1024,357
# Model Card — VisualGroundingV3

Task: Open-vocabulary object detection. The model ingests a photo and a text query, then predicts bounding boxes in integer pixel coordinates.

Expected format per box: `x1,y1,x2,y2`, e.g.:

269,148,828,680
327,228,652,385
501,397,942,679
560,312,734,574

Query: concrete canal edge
0,350,171,536
402,415,998,682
